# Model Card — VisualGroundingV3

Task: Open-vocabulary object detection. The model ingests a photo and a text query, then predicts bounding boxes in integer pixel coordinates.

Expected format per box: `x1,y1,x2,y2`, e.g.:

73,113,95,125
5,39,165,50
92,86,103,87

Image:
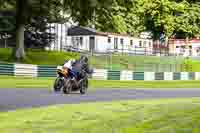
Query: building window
114,38,118,49
71,37,76,46
139,40,142,47
143,41,147,47
76,37,79,46
80,37,83,46
149,41,151,47
130,40,133,46
108,37,111,43
120,38,124,44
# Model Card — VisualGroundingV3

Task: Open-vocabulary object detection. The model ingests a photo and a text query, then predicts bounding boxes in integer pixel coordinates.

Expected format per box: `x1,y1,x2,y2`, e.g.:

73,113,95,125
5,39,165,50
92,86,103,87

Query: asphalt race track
1,88,200,112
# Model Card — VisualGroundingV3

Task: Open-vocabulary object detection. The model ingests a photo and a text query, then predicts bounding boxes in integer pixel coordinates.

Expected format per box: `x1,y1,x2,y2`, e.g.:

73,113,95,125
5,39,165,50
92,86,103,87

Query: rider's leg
71,68,77,79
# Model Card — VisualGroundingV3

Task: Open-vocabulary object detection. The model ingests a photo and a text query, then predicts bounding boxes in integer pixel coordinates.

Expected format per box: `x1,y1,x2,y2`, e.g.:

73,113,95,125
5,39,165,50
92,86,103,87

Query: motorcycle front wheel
54,77,64,92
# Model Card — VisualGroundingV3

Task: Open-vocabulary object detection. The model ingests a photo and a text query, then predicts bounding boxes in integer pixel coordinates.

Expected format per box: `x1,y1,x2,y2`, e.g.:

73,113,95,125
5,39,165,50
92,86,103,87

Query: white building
169,39,200,56
65,26,153,54
128,38,153,55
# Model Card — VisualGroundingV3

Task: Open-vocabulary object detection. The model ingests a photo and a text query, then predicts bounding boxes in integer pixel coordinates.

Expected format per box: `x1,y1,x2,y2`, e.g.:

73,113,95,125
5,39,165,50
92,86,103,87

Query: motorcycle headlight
57,66,62,69
62,68,69,76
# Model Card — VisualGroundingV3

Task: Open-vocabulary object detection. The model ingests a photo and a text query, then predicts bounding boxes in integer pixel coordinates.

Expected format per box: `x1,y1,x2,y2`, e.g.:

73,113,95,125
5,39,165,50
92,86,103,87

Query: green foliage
112,15,127,33
0,0,15,33
63,0,112,26
175,2,200,38
0,16,15,32
91,0,200,39
0,0,65,49
25,16,56,48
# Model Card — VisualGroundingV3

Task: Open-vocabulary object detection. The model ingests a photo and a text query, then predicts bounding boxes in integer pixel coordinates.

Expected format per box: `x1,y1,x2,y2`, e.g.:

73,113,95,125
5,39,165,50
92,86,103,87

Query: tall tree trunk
15,23,25,61
15,0,27,61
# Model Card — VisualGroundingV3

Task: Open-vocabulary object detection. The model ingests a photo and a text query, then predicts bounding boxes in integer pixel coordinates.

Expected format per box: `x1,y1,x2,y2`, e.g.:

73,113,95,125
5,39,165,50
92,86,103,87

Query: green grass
185,59,200,72
1,98,200,133
0,48,186,70
0,48,80,65
1,48,200,71
1,76,200,89
0,48,13,62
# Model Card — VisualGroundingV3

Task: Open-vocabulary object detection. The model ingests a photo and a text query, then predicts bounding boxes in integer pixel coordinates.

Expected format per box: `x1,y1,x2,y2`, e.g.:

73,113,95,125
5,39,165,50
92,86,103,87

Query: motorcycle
62,69,90,94
54,64,93,94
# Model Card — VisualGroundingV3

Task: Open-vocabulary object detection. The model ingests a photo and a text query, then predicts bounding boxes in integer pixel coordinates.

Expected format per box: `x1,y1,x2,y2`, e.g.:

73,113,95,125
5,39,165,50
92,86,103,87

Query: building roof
105,32,131,37
169,39,200,45
68,26,107,36
68,26,131,37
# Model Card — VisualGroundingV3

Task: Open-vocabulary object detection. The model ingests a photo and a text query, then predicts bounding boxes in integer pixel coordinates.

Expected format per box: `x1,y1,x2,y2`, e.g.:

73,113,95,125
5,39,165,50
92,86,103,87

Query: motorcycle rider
63,55,91,80
79,55,91,76
63,59,77,78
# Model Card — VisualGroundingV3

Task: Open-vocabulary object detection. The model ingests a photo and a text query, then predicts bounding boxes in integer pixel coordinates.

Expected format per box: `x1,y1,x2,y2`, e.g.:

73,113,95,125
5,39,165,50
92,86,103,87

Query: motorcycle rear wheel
63,79,72,94
80,79,88,94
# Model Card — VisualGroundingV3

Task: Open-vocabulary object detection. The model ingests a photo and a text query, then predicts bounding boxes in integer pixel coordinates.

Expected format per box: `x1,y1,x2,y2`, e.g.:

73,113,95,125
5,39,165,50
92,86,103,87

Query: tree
135,0,176,39
94,0,200,39
15,0,28,61
110,0,128,33
0,0,15,34
0,0,64,61
25,16,56,49
175,1,200,39
63,0,112,27
84,0,145,36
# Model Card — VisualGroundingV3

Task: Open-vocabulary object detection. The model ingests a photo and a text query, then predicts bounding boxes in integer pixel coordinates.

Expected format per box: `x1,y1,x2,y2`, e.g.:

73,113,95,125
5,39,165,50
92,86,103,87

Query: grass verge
1,98,200,132
0,76,200,89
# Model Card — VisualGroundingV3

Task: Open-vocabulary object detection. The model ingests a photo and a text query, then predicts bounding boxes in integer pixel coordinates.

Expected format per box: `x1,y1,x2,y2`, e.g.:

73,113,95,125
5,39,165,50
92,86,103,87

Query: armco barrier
164,72,173,80
15,64,37,77
107,70,121,80
0,63,14,76
195,72,200,80
189,72,195,80
173,72,181,80
92,69,107,80
181,72,189,80
133,72,144,80
155,72,164,80
0,63,199,81
144,72,155,80
120,70,133,80
37,65,57,77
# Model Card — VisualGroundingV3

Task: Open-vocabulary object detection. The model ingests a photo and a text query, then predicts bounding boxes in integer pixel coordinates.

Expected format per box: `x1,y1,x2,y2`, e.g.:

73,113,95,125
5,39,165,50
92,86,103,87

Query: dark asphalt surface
1,88,200,112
